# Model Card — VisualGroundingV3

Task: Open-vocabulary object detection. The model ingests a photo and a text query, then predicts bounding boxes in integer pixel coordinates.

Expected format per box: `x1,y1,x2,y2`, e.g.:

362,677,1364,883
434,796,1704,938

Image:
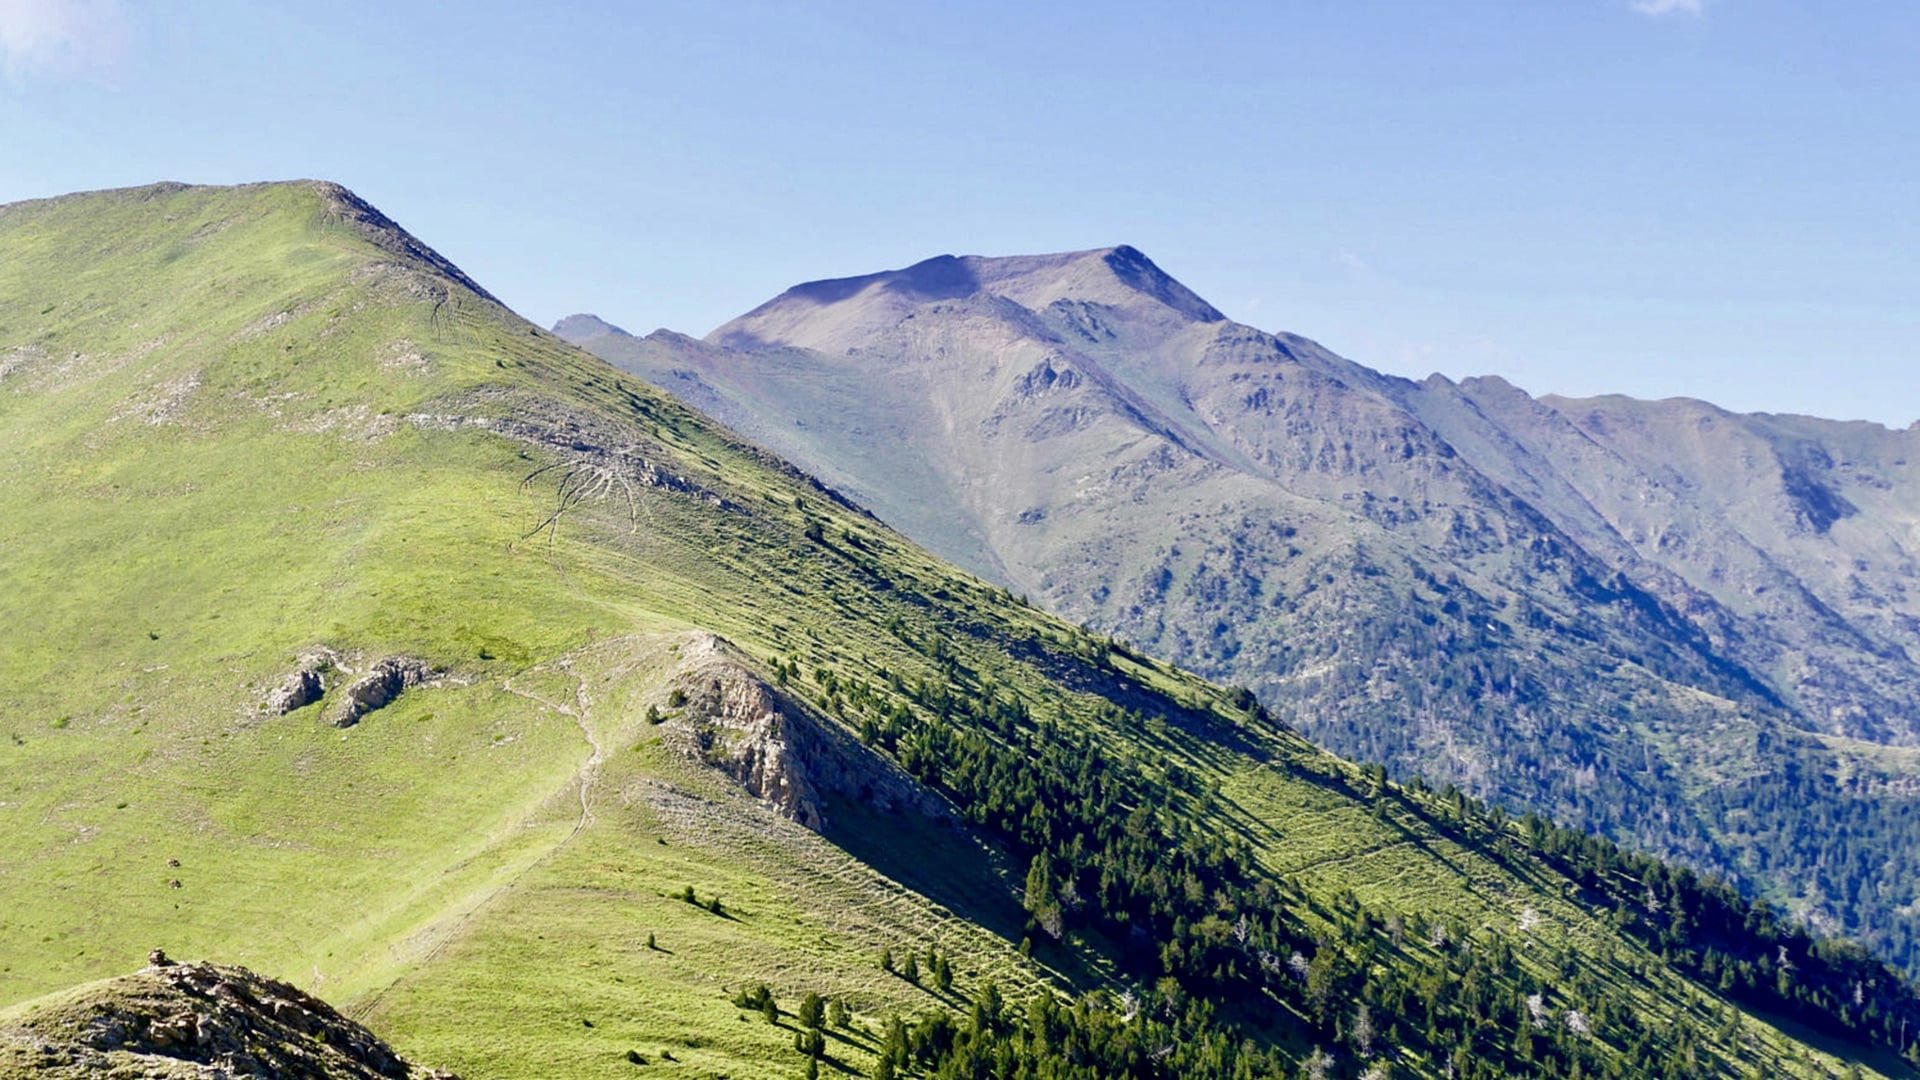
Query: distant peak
887,253,981,300
775,254,982,311
1088,244,1225,323
707,244,1225,351
553,313,628,342
938,244,1225,325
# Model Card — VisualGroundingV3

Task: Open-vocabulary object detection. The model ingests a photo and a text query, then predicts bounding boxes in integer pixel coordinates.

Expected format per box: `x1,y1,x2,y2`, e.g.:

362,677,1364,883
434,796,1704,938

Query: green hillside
3,182,1916,1079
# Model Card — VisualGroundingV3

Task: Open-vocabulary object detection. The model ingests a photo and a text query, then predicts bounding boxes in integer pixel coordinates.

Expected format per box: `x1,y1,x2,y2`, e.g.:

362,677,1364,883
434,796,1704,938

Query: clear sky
3,1,1916,425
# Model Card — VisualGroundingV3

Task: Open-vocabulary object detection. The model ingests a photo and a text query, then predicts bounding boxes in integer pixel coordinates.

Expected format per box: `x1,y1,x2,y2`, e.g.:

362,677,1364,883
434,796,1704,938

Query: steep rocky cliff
664,632,944,831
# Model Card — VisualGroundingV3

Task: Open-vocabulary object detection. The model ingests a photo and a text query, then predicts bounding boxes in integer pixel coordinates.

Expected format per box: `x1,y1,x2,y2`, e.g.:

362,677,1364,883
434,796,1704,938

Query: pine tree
977,981,1003,1032
1025,853,1064,939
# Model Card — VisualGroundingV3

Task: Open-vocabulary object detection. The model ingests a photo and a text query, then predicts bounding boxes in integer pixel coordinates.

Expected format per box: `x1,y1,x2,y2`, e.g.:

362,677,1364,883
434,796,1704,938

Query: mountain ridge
567,242,1920,974
9,180,1920,1078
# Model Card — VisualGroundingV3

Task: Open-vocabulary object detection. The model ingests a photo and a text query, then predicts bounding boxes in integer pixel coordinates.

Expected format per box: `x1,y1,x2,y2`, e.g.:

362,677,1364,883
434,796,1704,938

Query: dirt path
504,663,600,838
348,660,599,1022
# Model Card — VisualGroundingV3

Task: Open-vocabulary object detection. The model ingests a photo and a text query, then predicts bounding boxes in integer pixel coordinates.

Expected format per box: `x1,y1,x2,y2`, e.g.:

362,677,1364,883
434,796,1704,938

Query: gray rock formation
332,657,435,728
0,957,454,1079
263,668,325,716
666,633,942,831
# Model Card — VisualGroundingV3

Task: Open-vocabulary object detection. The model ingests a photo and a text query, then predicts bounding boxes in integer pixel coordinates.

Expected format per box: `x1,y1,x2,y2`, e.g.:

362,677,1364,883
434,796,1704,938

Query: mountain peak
1098,244,1227,322
0,179,505,315
552,312,628,342
308,180,503,307
965,245,1226,324
708,244,1223,352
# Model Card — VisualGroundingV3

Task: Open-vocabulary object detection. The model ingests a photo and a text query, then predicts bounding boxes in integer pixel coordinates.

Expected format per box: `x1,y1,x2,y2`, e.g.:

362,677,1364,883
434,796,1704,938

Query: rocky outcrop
665,633,943,832
258,648,343,717
263,669,325,716
258,651,442,725
0,956,454,1079
332,657,436,728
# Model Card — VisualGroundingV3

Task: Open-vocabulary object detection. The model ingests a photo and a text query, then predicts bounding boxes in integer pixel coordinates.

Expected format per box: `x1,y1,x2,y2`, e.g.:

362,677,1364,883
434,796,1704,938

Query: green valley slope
2,183,1916,1079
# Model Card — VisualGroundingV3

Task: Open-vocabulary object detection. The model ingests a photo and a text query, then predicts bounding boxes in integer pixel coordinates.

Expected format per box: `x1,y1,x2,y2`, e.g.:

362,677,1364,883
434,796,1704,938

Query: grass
365,733,1046,1079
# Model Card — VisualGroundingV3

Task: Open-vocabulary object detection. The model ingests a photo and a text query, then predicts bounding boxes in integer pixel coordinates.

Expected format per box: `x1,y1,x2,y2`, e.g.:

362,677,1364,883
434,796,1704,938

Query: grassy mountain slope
565,247,1920,971
2,183,1914,1079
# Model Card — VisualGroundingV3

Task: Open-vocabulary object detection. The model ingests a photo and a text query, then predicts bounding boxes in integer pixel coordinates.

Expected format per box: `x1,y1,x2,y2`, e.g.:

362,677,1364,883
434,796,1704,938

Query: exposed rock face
259,647,344,717
0,957,453,1079
332,657,435,728
259,651,443,725
666,633,943,832
263,668,326,716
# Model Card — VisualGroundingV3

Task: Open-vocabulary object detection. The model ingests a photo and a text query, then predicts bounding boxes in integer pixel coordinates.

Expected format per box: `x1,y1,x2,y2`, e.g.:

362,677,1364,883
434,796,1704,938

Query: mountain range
562,244,1920,974
3,182,1918,1078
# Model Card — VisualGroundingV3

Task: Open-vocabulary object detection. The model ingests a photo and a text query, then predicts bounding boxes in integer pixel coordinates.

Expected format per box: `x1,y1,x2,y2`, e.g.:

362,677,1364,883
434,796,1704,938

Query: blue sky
3,1,1916,425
